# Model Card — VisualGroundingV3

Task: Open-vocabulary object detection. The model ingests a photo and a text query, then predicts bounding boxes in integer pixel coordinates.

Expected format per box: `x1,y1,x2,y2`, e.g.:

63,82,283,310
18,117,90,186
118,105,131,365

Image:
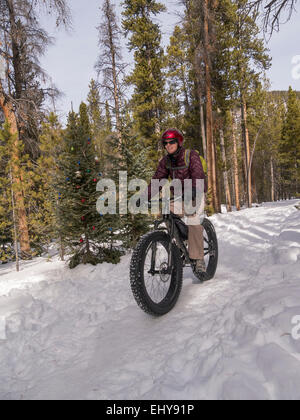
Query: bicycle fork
149,241,173,276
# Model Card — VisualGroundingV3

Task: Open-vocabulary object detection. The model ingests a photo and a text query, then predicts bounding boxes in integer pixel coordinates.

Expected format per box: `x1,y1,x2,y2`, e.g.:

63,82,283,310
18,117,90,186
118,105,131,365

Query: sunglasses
163,139,178,147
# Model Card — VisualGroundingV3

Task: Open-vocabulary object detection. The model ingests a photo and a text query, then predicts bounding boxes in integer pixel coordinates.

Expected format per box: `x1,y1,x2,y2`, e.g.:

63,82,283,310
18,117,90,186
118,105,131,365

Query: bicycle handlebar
150,195,183,205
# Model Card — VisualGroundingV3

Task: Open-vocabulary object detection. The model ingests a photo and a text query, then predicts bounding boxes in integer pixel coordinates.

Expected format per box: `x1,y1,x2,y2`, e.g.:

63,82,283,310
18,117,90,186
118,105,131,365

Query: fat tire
192,218,218,282
202,218,218,281
130,231,183,316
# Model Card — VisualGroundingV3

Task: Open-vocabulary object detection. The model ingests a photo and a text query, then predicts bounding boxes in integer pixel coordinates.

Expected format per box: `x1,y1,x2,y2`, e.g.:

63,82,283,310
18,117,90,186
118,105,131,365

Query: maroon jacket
148,148,207,200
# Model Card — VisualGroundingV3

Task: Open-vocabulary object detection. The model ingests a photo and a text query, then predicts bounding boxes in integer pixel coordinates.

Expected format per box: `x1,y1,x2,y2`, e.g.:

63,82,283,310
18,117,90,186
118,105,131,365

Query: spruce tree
104,125,153,248
54,103,122,268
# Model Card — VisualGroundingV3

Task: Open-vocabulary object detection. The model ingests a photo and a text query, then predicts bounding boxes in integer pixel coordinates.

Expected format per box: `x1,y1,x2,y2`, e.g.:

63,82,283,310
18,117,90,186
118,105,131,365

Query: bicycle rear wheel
191,218,218,282
130,231,183,316
202,218,218,280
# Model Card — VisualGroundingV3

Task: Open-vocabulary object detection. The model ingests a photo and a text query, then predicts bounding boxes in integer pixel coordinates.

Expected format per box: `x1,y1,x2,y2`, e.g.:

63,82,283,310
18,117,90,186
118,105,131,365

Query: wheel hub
159,262,171,283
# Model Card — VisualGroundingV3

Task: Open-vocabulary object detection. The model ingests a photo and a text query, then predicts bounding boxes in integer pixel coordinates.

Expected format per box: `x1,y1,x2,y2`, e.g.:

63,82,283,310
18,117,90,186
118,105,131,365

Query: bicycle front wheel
130,231,183,316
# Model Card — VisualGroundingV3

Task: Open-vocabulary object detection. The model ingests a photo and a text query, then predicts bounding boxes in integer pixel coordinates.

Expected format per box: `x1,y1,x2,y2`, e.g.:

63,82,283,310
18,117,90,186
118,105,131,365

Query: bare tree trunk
104,0,122,146
147,52,161,139
152,98,161,137
212,135,220,212
200,102,207,160
232,114,241,210
203,0,219,213
59,237,65,261
271,157,275,202
220,128,232,212
9,166,19,272
7,0,23,99
241,95,252,208
194,54,207,160
0,87,31,258
252,171,258,204
181,66,190,116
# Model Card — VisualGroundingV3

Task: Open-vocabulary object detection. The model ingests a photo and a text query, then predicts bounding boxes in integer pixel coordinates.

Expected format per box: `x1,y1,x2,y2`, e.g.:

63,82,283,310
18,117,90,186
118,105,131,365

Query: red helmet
161,128,184,146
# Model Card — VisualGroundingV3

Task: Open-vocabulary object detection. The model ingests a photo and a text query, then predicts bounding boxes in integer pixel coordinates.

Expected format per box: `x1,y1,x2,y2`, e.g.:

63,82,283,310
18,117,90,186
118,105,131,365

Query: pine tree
0,122,14,262
211,0,271,208
87,79,105,161
95,0,124,146
166,26,190,122
166,24,200,148
34,113,64,256
280,87,300,198
250,93,283,202
236,2,270,206
0,0,71,258
105,101,113,134
122,0,166,162
179,0,220,212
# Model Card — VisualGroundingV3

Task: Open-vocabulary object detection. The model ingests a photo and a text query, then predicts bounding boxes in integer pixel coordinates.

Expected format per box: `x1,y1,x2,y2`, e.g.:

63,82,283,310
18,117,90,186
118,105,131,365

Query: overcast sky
39,0,300,124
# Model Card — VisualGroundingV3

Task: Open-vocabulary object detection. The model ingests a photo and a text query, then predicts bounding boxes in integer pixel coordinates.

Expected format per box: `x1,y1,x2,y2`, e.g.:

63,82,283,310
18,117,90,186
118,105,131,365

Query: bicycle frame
153,212,191,270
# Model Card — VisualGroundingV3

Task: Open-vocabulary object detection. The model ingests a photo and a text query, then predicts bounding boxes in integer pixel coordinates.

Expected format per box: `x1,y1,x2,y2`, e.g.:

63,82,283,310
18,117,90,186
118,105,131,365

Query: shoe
195,259,206,273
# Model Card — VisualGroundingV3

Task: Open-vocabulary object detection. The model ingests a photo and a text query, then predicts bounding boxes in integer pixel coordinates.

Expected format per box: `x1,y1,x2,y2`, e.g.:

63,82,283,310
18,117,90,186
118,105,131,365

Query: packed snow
0,200,299,400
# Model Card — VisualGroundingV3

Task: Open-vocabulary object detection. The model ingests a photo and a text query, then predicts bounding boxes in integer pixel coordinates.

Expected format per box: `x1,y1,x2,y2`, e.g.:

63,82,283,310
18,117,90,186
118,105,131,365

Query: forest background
0,0,299,269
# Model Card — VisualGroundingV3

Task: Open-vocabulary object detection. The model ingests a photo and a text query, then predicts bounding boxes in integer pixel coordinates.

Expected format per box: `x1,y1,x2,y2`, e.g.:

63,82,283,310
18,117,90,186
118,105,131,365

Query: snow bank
0,200,299,400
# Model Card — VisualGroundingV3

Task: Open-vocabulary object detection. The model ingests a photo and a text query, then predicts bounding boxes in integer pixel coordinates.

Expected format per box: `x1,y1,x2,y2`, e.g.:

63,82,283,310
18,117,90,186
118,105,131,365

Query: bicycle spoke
143,240,171,304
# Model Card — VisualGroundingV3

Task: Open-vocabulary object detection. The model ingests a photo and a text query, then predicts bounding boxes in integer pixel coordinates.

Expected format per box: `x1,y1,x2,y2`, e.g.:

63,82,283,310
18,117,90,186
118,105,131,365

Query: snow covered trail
0,200,299,400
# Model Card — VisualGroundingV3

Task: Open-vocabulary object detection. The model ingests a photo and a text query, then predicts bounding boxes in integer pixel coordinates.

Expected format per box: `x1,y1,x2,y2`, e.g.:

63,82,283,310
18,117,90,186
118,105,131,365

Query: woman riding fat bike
148,128,208,275
130,129,218,316
130,196,218,316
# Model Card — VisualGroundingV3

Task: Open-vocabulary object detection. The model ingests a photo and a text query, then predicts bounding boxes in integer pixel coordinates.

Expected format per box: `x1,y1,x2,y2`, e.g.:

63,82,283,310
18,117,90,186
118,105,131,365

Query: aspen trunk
220,128,232,212
0,89,31,258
